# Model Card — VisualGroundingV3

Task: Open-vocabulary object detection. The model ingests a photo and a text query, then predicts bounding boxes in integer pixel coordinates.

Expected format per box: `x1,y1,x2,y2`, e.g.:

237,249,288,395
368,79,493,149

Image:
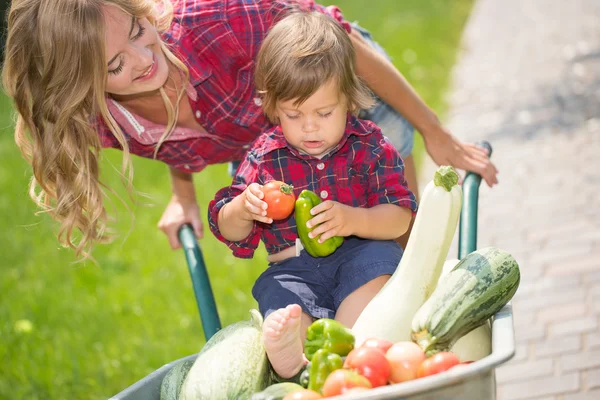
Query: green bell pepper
307,349,343,394
295,190,344,257
304,318,355,361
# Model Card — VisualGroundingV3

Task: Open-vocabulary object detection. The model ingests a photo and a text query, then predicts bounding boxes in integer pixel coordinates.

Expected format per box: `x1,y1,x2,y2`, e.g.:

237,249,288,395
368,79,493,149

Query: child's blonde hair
255,11,374,123
2,0,188,260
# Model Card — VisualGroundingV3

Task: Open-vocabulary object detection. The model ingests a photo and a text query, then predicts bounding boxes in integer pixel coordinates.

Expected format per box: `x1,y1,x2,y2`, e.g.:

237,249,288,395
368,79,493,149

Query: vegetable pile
160,166,520,400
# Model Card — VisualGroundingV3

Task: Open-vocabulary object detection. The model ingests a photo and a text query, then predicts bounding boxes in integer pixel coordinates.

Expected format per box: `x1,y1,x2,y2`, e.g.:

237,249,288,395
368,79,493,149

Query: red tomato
417,352,461,378
344,347,391,388
321,369,372,397
361,338,394,355
282,389,322,400
262,181,295,220
385,341,426,383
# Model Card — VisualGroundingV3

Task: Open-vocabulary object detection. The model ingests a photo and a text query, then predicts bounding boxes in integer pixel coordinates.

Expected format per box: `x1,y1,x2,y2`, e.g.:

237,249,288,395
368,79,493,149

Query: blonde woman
2,0,498,259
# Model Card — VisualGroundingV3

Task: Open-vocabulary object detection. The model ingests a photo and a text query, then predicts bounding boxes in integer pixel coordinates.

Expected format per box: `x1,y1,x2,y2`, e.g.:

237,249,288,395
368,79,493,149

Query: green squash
412,247,520,357
160,359,194,400
180,310,272,400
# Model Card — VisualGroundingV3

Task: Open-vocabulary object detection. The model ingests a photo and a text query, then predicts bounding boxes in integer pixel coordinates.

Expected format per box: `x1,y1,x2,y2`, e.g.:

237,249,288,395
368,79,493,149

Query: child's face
276,79,349,159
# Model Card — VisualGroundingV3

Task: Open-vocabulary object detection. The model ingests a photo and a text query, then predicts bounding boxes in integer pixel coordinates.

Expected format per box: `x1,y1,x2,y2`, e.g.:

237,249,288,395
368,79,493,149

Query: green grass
0,1,473,398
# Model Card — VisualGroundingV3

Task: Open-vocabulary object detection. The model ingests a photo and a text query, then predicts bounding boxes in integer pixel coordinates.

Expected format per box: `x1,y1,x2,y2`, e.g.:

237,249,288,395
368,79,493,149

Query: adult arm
349,29,498,187
157,167,203,249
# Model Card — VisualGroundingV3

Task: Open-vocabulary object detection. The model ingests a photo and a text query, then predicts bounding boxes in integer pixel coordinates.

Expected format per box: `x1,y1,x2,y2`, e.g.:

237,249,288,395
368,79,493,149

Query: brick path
419,0,600,398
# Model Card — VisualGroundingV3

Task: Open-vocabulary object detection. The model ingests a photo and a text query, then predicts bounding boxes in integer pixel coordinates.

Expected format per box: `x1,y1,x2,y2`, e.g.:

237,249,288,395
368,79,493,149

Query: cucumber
160,359,194,400
411,247,520,356
250,383,304,400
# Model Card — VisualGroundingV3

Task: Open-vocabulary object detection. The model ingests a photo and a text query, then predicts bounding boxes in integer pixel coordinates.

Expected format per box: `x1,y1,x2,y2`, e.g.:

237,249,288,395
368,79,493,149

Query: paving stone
561,350,600,372
500,372,580,400
515,288,586,311
587,368,600,390
550,317,598,338
564,390,600,400
496,359,554,383
535,335,582,358
514,323,546,343
537,302,586,324
547,254,600,276
587,332,600,350
513,344,529,362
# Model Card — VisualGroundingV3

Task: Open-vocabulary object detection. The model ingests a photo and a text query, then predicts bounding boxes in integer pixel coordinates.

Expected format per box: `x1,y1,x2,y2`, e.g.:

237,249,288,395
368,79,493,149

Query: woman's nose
131,45,153,71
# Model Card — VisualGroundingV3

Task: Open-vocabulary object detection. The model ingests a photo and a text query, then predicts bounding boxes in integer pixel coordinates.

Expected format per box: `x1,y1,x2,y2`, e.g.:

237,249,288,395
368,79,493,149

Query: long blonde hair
255,11,374,123
2,0,188,259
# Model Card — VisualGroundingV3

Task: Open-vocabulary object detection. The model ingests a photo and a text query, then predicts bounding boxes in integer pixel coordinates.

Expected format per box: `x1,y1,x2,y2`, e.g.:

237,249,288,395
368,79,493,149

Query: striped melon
180,309,272,400
411,247,520,357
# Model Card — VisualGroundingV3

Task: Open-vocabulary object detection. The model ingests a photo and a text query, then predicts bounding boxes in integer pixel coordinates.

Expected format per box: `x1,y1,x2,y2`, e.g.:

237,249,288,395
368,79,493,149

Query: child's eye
318,111,333,118
286,114,300,120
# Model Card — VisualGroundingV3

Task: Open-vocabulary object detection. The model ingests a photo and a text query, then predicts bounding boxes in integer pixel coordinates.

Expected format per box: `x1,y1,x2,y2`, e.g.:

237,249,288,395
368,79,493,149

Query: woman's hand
424,128,499,187
305,200,354,242
158,194,203,249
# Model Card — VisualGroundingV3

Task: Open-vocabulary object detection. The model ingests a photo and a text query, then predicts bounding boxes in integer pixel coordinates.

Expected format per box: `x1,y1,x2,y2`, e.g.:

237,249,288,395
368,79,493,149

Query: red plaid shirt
97,0,352,173
208,115,418,258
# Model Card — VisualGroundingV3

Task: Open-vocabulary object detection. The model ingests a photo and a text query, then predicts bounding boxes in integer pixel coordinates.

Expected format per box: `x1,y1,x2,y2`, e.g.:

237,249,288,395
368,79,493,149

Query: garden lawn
0,1,473,398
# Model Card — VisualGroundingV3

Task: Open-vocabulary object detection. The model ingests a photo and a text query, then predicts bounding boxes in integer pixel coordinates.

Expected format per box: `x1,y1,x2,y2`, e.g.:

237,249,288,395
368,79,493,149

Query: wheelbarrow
111,142,515,400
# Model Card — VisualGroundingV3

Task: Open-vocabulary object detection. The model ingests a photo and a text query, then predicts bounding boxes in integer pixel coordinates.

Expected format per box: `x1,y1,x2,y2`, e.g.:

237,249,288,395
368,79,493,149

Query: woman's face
103,5,169,97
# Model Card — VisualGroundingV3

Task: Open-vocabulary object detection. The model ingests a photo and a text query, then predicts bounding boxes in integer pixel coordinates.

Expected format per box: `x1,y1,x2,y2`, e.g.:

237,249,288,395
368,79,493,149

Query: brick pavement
419,0,600,398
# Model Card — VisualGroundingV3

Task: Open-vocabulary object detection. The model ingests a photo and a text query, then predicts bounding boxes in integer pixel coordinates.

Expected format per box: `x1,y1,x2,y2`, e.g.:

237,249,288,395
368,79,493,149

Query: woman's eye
132,21,146,40
108,59,124,75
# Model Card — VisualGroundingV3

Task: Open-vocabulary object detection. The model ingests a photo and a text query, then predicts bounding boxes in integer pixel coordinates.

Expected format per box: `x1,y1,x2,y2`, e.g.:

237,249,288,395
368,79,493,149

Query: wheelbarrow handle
458,140,493,260
178,224,222,341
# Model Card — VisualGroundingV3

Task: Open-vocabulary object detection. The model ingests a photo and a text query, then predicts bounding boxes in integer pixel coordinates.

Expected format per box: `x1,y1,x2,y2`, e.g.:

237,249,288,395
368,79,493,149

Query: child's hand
306,200,353,242
240,183,273,224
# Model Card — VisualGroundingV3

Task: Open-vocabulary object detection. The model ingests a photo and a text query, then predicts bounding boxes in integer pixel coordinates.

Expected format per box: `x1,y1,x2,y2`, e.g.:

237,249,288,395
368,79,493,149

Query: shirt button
195,110,201,119
320,190,328,199
316,162,325,170
243,145,250,149
253,97,263,106
184,164,191,170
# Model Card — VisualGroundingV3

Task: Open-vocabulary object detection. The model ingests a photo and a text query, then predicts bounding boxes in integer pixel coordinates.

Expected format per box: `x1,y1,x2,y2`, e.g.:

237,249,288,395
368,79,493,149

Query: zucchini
440,259,491,362
180,310,272,400
412,247,520,356
351,166,462,345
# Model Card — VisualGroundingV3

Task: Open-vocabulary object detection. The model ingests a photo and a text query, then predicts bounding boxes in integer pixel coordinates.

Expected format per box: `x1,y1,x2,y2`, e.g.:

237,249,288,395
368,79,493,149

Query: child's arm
217,183,273,242
305,202,412,242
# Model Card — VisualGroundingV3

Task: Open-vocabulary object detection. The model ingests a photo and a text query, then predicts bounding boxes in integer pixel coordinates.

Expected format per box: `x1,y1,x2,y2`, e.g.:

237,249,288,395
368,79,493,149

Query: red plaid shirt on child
208,115,418,258
96,0,352,173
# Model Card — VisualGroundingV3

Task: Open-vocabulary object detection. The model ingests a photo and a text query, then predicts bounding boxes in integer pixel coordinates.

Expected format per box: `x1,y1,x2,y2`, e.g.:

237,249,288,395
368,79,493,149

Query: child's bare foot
263,304,305,378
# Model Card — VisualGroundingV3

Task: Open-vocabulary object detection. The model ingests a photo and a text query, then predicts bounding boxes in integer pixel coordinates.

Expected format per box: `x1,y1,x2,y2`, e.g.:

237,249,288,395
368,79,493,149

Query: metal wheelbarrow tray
111,142,515,400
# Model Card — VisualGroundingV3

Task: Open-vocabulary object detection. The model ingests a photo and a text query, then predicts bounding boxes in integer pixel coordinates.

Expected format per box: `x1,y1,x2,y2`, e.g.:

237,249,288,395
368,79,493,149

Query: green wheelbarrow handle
178,224,222,341
458,141,493,259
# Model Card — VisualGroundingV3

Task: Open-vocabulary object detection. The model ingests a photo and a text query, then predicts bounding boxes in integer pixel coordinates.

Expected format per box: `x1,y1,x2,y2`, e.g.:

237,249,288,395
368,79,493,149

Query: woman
2,0,497,258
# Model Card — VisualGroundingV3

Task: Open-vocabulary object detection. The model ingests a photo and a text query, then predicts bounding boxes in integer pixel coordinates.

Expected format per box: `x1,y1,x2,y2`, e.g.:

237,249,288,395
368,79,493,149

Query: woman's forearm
169,167,197,201
348,203,412,240
350,29,444,140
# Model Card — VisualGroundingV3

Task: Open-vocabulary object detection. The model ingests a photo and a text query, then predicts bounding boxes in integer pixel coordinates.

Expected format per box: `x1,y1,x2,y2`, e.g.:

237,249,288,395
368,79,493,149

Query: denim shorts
353,23,415,159
251,237,403,319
